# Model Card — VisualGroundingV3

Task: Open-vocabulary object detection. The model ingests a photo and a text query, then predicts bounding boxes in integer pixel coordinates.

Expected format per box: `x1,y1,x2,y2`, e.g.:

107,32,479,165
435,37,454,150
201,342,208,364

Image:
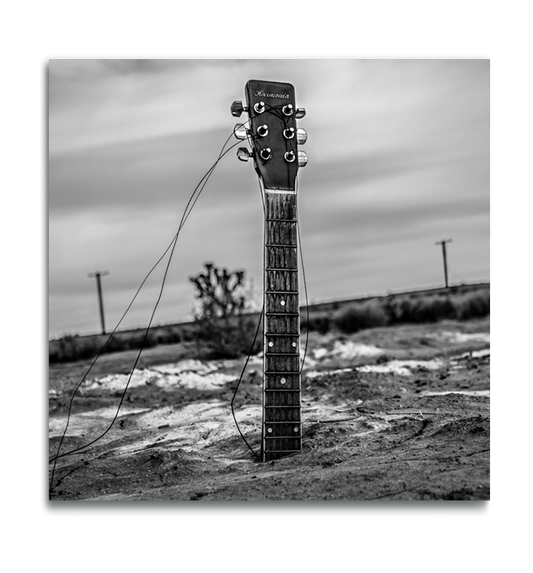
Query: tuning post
284,150,296,163
283,127,295,140
257,124,269,138
259,147,272,161
282,104,294,116
254,101,266,114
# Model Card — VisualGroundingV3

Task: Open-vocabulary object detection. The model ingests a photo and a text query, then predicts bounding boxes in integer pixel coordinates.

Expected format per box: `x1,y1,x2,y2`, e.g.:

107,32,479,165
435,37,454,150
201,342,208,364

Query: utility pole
435,239,452,288
88,270,109,334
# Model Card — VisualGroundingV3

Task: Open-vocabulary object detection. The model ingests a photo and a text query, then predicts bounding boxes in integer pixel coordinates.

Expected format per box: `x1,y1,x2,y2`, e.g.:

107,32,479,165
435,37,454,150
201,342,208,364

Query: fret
265,446,302,452
265,384,301,391
265,312,299,317
265,333,299,337
266,244,298,248
264,371,300,375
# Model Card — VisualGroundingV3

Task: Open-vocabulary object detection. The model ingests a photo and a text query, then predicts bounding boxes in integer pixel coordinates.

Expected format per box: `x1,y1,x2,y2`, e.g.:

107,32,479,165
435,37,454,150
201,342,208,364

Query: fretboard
262,190,301,461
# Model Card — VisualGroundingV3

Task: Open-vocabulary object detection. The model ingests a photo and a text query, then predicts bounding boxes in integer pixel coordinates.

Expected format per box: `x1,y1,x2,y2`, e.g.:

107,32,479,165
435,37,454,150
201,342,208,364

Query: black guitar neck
262,190,301,461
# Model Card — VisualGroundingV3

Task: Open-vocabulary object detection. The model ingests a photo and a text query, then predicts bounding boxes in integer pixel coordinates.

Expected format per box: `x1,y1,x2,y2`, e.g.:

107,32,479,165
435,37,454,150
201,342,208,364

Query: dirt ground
48,317,489,501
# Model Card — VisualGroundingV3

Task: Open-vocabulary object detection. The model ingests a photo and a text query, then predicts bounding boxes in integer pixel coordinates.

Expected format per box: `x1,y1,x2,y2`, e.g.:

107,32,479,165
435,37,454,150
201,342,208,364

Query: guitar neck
262,189,302,462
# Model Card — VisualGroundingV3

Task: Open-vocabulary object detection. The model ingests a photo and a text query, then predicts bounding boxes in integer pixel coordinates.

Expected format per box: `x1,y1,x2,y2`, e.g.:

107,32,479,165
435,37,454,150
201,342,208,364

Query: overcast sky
48,59,489,338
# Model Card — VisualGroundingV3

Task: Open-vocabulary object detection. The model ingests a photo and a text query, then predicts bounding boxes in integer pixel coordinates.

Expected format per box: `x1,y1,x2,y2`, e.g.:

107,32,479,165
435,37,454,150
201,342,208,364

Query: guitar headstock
231,79,307,191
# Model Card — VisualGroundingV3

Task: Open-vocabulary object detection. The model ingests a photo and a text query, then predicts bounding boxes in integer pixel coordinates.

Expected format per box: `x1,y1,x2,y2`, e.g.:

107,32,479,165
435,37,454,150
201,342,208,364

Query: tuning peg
231,100,248,117
233,124,248,140
298,151,308,167
237,147,252,162
295,107,306,119
296,128,308,145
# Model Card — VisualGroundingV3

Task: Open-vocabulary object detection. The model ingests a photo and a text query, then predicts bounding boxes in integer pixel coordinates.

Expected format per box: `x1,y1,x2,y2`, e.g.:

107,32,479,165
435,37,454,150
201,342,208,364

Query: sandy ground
49,317,489,500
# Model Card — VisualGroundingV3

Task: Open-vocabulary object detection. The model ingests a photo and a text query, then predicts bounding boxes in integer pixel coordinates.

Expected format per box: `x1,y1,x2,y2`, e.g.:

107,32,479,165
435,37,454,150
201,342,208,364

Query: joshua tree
189,262,260,357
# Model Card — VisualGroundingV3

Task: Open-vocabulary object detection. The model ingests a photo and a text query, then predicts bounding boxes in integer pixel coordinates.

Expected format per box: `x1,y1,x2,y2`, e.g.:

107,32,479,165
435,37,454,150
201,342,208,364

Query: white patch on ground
330,341,384,360
456,349,490,360
358,359,445,376
305,368,353,380
437,331,490,344
83,359,236,392
421,390,490,397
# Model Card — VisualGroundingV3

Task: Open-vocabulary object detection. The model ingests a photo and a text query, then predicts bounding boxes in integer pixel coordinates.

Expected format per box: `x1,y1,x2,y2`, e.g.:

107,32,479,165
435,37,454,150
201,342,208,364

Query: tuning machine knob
296,128,308,145
233,124,249,140
295,107,306,119
297,151,308,167
231,101,248,117
237,147,252,162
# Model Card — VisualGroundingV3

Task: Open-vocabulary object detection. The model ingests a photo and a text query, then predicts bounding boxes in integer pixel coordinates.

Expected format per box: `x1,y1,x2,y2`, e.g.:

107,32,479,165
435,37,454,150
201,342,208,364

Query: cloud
48,59,489,336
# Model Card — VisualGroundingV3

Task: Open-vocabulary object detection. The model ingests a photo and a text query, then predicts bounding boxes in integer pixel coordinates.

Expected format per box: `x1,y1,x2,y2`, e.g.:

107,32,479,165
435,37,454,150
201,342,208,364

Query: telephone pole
435,239,452,288
88,270,109,334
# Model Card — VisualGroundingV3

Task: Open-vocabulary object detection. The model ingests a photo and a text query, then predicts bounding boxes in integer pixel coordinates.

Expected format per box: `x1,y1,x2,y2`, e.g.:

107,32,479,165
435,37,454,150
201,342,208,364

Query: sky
48,59,489,338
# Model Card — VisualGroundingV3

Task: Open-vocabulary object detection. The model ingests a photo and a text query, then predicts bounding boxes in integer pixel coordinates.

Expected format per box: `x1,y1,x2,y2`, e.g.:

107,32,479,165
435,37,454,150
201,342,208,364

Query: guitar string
228,158,265,460
49,131,246,493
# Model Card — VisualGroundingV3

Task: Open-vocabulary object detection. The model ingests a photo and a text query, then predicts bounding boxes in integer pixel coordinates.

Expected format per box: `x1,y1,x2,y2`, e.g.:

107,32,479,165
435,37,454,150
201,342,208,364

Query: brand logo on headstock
254,90,290,99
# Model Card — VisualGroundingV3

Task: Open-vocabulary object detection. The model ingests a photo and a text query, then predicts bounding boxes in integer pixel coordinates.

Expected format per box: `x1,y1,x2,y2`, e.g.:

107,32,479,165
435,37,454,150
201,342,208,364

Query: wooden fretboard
262,190,301,461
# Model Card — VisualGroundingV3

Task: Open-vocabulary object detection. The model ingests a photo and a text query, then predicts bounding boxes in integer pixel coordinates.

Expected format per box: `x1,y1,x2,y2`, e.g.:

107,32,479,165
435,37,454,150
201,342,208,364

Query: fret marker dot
267,427,273,434
294,427,299,433
292,342,297,347
280,300,285,306
268,341,274,347
280,377,286,385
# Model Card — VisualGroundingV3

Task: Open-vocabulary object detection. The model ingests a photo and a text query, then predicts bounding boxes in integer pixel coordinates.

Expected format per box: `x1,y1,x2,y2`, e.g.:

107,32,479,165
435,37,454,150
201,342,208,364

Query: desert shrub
49,334,102,363
301,310,331,334
195,314,263,359
155,326,182,345
49,329,159,364
386,294,456,323
415,295,456,322
189,262,261,358
454,290,490,320
333,300,389,334
384,296,415,324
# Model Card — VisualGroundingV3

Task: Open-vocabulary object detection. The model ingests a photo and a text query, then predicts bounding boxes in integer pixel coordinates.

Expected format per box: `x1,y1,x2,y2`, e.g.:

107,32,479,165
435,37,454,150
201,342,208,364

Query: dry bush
333,300,389,333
